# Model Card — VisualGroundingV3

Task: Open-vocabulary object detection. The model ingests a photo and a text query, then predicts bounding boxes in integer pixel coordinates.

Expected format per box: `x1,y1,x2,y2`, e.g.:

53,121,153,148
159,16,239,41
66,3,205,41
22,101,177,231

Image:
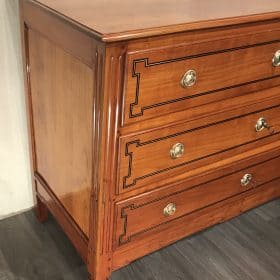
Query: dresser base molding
35,168,280,273
112,178,280,270
36,194,49,223
35,173,89,263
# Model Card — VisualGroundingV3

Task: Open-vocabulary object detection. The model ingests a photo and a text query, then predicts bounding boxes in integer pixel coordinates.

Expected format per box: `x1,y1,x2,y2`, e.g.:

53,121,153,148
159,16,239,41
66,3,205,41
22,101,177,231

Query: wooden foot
88,265,111,280
88,274,109,280
36,195,49,223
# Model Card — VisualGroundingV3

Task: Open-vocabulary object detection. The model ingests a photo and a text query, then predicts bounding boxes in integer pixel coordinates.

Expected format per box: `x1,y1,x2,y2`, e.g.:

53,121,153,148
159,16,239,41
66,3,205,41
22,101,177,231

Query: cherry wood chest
20,1,280,279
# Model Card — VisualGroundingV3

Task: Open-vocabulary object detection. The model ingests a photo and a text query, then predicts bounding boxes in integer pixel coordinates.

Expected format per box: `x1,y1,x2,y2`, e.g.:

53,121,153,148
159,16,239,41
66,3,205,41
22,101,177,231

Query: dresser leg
87,263,112,280
36,195,49,223
88,272,110,280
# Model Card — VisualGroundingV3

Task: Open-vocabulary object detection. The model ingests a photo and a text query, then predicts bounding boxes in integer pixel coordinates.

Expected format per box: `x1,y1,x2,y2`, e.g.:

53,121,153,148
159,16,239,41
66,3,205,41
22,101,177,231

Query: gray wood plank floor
0,199,279,280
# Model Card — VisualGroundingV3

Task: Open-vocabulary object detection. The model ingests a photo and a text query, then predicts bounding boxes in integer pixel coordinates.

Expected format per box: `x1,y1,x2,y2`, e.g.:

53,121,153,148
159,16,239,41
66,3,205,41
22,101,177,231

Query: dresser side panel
26,27,94,237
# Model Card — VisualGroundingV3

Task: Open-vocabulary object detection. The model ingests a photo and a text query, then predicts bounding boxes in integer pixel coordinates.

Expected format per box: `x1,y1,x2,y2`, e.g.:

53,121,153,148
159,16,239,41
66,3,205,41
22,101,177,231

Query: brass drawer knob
241,173,253,187
163,203,177,216
255,117,268,132
170,143,185,159
272,50,280,67
181,69,197,88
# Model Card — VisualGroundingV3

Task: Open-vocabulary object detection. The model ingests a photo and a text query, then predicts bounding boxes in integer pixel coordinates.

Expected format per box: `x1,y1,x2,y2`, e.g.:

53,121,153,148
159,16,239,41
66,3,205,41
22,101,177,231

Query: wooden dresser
20,1,280,279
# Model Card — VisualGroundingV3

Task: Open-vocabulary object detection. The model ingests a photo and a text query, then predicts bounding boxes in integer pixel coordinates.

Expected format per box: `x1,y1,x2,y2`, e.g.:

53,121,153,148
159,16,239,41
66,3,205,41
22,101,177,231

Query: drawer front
118,106,280,193
115,155,280,247
124,40,280,125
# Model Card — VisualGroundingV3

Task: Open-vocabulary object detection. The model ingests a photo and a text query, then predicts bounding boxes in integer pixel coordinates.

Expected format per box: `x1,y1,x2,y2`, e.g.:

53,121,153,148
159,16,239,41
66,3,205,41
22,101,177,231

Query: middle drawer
118,105,280,193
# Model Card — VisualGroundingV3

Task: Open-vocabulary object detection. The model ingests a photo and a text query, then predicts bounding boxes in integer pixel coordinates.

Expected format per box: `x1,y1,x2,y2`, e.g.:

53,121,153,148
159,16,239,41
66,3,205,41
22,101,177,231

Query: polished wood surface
121,19,280,129
87,44,125,280
29,0,280,41
119,105,280,192
28,28,94,236
36,178,88,262
124,39,280,125
22,0,96,67
115,155,280,247
20,1,280,279
113,178,280,270
113,141,280,269
120,86,280,135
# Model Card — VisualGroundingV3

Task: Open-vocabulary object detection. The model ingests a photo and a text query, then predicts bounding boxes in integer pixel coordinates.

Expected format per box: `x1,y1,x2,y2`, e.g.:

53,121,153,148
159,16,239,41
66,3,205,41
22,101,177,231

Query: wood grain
87,44,126,280
20,1,280,279
115,155,280,246
28,28,94,237
22,0,96,67
113,178,280,269
27,0,280,41
118,105,280,193
124,40,280,124
35,176,88,262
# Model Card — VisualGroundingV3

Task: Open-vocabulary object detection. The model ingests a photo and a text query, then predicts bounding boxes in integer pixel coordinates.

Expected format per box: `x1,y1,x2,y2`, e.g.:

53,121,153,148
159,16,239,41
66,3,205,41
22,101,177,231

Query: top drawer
123,38,280,126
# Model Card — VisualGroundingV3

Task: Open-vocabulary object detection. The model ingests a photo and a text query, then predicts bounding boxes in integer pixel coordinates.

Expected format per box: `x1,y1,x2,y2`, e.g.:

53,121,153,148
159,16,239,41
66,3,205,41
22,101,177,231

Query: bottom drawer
115,155,280,247
113,177,280,270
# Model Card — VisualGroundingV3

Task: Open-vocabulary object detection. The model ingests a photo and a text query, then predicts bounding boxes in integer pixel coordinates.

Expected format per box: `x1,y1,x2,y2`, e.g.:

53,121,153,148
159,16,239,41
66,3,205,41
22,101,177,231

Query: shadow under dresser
19,0,280,279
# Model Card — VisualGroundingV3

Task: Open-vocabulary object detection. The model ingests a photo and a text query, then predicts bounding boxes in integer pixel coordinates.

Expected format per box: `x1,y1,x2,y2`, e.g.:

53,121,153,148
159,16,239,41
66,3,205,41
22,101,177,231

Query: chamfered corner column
87,44,126,280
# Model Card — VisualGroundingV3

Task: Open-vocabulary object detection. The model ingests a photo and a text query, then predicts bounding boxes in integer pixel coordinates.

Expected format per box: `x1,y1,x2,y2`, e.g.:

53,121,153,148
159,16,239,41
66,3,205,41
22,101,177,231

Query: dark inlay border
129,40,280,118
122,105,280,189
119,154,280,245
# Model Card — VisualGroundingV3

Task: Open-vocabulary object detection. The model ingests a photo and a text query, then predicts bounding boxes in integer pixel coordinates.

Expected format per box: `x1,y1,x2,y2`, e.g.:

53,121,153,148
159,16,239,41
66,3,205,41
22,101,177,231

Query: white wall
0,0,34,219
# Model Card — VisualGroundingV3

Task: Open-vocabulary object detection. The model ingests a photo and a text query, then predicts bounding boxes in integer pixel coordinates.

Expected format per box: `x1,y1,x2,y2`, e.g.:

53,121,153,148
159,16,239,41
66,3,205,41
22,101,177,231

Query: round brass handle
170,143,185,159
255,117,268,132
181,70,197,88
241,174,253,187
272,50,280,67
163,203,177,216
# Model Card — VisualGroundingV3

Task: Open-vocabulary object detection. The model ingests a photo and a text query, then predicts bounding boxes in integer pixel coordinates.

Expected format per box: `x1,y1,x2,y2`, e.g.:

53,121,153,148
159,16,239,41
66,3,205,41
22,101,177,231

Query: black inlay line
119,177,280,246
138,40,280,67
122,104,280,189
135,105,280,145
124,155,280,209
123,133,279,189
129,39,280,118
140,76,280,111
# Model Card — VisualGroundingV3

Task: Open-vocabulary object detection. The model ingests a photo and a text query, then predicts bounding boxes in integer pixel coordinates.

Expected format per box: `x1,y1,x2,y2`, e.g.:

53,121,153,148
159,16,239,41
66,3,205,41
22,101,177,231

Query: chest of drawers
20,1,280,279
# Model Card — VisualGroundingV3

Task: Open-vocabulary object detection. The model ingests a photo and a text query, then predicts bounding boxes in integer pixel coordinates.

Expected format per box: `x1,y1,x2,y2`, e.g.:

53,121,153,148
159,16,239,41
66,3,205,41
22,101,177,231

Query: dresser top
31,0,280,42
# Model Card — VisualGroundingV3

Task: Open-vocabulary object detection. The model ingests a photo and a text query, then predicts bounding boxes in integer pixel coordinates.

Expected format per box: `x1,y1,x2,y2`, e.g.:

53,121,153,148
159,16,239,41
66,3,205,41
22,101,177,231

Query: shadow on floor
0,199,279,280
